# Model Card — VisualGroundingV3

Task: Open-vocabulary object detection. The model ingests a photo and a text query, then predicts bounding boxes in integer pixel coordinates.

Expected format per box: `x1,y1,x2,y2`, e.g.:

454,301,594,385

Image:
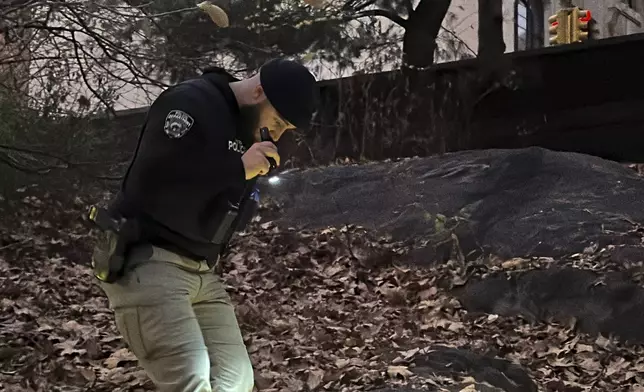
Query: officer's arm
135,85,245,188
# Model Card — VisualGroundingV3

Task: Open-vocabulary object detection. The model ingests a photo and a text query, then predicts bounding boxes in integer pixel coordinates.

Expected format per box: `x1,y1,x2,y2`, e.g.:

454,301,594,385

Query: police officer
98,58,317,392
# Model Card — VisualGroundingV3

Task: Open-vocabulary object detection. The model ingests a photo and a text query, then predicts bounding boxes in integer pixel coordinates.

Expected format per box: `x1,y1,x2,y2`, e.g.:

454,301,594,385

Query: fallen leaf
575,343,594,353
306,369,324,390
501,257,528,269
79,368,96,382
104,348,138,369
595,335,614,350
335,358,350,369
387,365,413,380
399,348,420,360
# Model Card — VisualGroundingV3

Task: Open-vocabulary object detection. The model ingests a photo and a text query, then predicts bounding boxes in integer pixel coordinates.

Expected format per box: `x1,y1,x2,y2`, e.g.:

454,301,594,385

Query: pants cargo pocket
114,307,149,360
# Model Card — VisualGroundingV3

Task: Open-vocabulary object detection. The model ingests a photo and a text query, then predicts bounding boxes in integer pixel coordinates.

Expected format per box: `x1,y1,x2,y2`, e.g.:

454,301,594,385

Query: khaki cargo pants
99,244,254,392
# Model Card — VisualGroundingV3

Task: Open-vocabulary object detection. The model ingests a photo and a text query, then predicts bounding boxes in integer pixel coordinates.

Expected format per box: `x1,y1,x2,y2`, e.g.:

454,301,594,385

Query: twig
329,194,359,260
0,238,33,251
588,352,610,391
352,8,408,28
440,25,477,56
70,30,117,118
0,152,52,174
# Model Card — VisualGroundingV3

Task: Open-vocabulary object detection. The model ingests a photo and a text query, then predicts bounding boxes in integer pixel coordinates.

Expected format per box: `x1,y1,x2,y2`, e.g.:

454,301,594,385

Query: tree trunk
469,0,511,135
401,0,452,70
477,0,505,62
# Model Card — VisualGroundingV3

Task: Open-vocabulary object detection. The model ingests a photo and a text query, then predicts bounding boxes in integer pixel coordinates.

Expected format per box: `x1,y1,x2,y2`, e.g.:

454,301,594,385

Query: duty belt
87,206,140,283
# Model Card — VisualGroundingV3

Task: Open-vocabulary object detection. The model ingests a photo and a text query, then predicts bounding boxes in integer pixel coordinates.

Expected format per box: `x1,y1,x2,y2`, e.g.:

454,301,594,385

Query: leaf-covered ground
2,188,644,391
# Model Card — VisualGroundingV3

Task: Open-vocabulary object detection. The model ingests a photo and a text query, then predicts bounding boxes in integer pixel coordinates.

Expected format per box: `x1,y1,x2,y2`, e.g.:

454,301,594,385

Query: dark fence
112,33,644,167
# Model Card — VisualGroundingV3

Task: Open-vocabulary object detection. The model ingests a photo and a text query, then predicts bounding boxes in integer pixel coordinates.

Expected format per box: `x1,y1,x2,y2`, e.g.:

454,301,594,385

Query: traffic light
571,8,592,42
548,10,570,45
548,7,595,46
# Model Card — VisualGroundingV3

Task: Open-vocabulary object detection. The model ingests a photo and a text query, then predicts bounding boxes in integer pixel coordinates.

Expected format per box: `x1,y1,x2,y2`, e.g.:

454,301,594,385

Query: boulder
377,345,537,392
458,265,644,343
261,147,644,260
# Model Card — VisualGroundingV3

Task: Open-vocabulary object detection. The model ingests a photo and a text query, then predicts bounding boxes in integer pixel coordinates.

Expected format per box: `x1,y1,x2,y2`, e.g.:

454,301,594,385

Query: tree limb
353,8,407,28
440,25,476,56
0,153,51,174
70,31,118,117
352,0,378,11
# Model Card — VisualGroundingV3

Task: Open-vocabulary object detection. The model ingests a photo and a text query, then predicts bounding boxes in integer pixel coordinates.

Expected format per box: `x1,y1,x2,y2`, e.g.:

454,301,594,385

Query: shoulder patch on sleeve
163,109,194,139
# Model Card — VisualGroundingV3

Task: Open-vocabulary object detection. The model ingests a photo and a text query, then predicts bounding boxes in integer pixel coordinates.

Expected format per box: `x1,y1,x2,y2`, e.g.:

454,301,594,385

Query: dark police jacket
108,68,256,261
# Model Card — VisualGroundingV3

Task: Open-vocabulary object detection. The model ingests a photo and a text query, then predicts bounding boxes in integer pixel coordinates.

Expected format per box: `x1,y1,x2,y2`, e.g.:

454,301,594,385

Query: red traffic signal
571,8,591,42
578,10,592,22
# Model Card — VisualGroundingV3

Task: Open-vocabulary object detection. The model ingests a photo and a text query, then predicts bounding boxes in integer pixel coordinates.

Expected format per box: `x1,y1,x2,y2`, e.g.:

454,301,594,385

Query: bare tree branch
440,25,476,56
352,0,378,11
0,152,52,174
353,9,408,27
70,31,118,117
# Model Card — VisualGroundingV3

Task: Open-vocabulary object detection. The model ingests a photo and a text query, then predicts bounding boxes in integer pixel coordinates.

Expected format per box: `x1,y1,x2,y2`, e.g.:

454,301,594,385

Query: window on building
515,0,530,51
514,0,530,50
515,0,544,50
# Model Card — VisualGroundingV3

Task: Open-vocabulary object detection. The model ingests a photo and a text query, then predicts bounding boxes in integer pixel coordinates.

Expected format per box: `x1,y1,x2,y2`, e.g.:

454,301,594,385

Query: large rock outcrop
261,147,644,260
260,147,644,346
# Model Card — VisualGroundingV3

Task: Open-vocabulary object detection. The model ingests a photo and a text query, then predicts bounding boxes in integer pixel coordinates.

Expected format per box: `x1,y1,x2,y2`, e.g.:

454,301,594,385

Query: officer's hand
241,141,280,180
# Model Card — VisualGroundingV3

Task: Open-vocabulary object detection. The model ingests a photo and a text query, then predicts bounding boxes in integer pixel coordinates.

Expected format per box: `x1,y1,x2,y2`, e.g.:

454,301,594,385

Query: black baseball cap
259,58,318,129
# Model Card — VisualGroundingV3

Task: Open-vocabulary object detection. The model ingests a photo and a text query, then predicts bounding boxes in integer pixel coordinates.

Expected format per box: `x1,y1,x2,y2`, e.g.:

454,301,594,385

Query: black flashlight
259,127,277,171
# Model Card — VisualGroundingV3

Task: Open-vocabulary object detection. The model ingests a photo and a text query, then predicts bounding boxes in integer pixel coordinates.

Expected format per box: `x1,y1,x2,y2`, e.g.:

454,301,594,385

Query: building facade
515,0,644,51
440,0,644,62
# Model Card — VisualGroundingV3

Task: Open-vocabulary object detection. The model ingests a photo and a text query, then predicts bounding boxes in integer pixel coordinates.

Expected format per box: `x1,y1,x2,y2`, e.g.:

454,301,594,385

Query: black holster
210,185,259,261
88,206,140,283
